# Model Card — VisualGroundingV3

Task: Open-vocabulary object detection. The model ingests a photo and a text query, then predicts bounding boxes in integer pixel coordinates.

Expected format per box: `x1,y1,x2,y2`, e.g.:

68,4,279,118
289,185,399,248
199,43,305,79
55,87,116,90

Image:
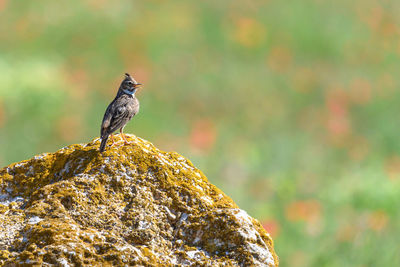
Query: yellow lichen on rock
0,134,278,266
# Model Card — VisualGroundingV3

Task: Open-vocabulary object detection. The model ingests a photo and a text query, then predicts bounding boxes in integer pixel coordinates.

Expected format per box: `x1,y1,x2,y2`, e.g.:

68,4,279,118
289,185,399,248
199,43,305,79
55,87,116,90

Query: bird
99,73,142,152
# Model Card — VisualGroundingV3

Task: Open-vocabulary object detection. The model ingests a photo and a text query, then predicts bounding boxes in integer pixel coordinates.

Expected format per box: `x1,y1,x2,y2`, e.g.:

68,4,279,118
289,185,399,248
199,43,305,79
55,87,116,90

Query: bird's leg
120,128,131,145
110,134,115,145
111,133,123,148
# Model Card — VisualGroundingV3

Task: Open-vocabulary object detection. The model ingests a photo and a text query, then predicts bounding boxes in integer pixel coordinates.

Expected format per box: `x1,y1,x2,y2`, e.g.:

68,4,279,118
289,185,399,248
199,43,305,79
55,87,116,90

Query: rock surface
0,134,278,266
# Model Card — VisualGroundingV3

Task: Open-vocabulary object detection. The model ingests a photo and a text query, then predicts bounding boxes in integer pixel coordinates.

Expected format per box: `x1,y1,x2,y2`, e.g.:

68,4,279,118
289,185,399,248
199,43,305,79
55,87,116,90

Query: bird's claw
120,133,131,145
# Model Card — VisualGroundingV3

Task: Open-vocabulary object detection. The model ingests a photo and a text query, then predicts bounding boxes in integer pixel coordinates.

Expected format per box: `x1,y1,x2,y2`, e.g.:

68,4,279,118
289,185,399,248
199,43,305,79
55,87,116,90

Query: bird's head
120,73,142,96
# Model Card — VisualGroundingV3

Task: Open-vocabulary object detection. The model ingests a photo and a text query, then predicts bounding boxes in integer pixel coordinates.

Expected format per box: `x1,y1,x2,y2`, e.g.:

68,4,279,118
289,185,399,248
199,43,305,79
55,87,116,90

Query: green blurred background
1,0,399,266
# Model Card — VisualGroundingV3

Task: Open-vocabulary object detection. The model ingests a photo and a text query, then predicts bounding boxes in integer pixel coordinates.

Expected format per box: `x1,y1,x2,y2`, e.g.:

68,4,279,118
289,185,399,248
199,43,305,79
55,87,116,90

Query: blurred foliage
1,0,400,266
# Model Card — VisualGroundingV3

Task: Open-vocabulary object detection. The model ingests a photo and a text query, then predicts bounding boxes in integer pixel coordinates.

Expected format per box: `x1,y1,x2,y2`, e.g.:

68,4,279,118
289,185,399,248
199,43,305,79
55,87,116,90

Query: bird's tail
99,135,109,153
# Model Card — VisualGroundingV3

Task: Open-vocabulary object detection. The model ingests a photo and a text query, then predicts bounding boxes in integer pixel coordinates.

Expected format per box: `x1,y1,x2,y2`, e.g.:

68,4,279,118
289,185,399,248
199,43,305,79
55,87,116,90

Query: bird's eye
127,81,133,85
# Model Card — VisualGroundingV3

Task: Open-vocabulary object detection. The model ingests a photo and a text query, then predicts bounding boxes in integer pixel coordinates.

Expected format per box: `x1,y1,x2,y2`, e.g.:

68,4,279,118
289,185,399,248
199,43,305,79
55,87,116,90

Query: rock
0,134,278,266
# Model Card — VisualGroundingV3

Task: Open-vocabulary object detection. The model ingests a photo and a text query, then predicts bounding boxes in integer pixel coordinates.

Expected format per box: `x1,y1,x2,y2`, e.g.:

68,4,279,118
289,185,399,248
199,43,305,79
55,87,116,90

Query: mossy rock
0,134,278,266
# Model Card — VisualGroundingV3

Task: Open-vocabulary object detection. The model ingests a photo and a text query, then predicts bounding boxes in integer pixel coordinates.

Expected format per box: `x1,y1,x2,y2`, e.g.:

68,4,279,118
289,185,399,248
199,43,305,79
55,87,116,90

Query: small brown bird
99,73,142,152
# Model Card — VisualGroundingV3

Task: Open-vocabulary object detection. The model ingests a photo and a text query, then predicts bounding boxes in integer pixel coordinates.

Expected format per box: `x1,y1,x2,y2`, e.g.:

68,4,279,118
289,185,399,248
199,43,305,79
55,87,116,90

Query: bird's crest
124,72,138,84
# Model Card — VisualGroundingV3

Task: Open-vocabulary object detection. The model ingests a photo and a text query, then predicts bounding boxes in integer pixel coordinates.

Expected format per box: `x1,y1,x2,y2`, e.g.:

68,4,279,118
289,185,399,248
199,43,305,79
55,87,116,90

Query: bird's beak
134,83,143,89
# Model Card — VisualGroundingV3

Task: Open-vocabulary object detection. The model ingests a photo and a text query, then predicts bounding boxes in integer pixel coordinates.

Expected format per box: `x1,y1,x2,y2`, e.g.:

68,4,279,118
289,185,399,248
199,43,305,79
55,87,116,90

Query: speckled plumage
100,73,141,152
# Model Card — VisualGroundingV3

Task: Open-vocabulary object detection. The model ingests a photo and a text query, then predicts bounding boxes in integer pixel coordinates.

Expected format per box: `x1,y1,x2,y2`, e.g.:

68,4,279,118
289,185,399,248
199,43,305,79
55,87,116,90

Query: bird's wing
101,103,114,137
107,97,133,133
